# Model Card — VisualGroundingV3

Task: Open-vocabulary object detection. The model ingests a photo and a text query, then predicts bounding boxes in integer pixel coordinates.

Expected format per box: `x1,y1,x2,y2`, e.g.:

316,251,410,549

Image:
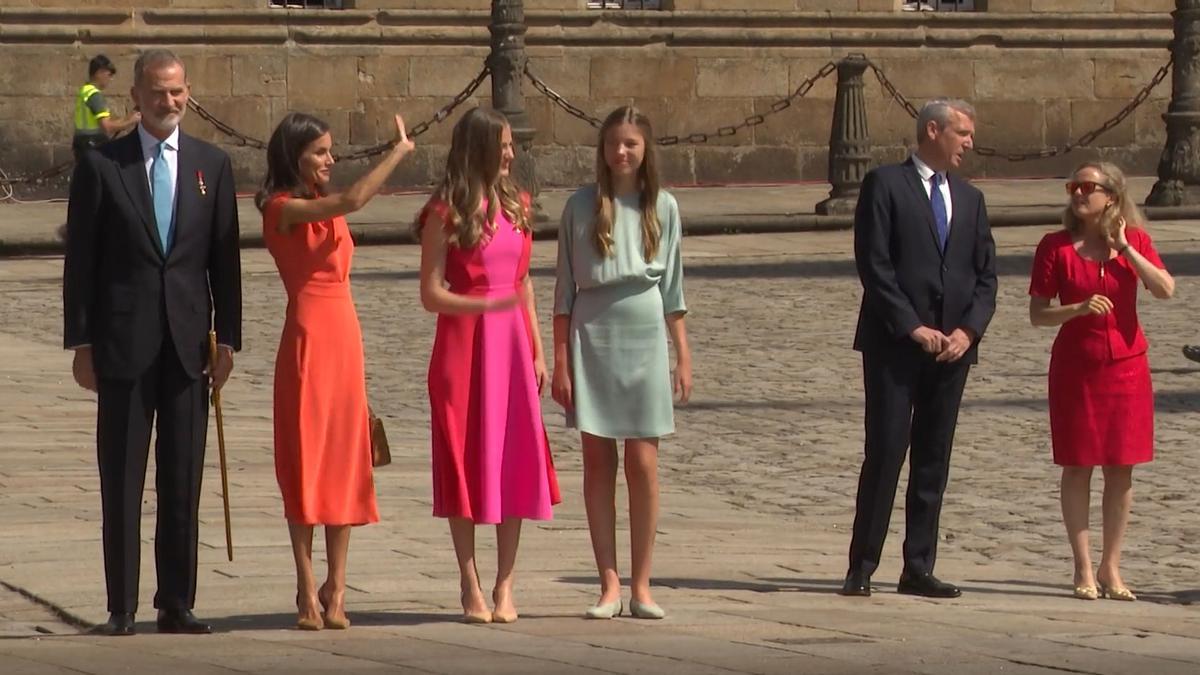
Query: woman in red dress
1028,161,1174,602
257,112,414,630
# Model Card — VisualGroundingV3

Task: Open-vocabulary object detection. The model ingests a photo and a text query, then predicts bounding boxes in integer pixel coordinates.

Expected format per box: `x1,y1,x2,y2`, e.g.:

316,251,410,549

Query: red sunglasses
1065,180,1110,196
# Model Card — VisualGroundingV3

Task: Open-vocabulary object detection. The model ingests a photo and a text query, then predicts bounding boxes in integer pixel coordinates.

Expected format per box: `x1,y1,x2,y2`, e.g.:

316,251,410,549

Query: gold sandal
1099,584,1137,601
1072,585,1099,601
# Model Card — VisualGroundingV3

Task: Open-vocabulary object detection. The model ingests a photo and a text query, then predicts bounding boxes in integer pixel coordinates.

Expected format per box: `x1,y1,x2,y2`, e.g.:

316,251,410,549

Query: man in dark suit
842,99,996,599
63,49,242,635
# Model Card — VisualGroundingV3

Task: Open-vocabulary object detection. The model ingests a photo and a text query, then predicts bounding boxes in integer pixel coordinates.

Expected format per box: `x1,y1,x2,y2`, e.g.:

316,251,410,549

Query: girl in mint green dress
552,106,693,621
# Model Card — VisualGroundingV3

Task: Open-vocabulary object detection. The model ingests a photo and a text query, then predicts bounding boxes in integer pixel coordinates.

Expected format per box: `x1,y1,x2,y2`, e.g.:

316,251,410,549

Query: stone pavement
2,221,1200,674
4,176,1200,255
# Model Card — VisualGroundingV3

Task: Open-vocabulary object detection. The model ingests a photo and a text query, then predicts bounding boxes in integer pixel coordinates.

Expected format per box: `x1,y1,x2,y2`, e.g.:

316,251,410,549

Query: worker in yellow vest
73,55,140,158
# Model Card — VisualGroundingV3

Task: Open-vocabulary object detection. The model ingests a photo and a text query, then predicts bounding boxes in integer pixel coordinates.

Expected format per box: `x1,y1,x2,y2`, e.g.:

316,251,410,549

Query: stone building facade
0,1,1177,192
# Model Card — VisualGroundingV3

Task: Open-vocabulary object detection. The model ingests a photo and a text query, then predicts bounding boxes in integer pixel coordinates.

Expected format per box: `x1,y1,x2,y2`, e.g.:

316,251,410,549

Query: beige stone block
697,58,790,99
752,97,836,148
1032,0,1113,10
1135,100,1167,148
858,0,902,9
351,95,487,147
526,56,591,100
972,101,1045,150
0,51,71,96
986,0,1033,11
1071,100,1136,147
1045,98,1071,146
1094,58,1172,100
694,0,794,8
664,98,754,147
692,146,801,184
529,145,595,191
975,59,1095,100
868,58,974,100
408,55,490,97
1115,0,1173,11
656,145,695,186
799,0,859,10
788,59,839,101
232,53,286,98
178,54,232,98
358,55,410,99
524,96,555,147
865,91,917,148
287,54,361,111
590,56,695,101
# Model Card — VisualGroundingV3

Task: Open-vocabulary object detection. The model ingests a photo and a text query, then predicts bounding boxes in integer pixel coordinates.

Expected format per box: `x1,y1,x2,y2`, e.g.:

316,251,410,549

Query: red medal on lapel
197,170,207,196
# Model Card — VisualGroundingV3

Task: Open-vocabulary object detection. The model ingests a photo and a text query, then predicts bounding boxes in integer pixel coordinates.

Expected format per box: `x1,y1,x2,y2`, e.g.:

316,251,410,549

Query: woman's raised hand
393,114,415,156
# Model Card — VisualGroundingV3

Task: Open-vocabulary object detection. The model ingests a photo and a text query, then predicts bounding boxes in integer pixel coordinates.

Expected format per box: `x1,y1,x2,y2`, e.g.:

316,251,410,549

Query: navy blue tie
930,173,948,253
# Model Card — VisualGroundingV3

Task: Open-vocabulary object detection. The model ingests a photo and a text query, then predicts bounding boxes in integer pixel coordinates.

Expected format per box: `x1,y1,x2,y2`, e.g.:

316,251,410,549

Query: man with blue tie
842,99,997,599
63,49,242,635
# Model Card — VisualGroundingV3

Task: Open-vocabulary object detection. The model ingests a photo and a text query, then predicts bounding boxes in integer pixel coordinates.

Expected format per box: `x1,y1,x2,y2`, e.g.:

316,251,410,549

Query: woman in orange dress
257,112,414,630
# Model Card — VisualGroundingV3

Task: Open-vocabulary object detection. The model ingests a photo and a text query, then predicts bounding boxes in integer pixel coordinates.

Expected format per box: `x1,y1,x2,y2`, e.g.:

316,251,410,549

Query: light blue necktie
930,173,948,253
151,141,174,253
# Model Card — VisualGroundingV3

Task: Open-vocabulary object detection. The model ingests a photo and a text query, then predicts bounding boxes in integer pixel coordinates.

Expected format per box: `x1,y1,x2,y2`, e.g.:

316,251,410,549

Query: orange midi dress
263,194,380,526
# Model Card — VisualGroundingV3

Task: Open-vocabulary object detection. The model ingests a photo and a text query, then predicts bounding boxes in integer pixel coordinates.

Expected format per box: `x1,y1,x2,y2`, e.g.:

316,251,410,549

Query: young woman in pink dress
416,106,560,624
1029,161,1174,602
257,112,414,630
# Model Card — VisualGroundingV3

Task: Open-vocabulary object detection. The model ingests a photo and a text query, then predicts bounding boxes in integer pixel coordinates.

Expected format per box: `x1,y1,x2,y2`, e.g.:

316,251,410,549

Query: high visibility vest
74,83,109,135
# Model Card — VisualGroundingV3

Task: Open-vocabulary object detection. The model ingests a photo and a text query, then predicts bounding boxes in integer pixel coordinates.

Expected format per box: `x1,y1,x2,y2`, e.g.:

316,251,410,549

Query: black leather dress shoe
839,571,872,597
156,609,213,634
90,612,136,636
897,572,961,598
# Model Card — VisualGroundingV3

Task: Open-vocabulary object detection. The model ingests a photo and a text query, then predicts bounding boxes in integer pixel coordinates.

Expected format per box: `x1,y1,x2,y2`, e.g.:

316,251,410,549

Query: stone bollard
816,55,872,216
1148,0,1200,206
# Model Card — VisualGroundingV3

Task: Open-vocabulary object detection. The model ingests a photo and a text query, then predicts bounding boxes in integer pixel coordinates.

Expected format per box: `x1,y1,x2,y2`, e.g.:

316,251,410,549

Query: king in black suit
842,100,997,599
63,49,242,635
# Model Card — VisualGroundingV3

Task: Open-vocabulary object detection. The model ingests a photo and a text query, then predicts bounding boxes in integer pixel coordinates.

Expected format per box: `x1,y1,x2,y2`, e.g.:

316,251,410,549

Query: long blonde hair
417,107,529,247
593,106,661,261
1063,161,1144,236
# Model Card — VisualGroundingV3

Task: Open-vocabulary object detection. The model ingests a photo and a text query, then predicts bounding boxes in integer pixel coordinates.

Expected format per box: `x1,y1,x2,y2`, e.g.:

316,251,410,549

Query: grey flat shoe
584,599,622,619
629,599,665,619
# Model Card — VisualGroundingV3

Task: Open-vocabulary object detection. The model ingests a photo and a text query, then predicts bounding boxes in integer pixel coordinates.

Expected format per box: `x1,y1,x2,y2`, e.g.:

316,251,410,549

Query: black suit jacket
63,129,242,380
852,158,997,364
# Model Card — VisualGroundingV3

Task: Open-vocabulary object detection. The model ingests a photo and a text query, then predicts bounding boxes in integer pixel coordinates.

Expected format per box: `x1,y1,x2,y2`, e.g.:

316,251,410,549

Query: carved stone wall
0,7,1174,191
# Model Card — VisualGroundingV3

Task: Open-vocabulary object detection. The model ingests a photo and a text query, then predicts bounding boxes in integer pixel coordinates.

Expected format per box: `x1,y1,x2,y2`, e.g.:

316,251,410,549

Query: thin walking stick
208,330,234,561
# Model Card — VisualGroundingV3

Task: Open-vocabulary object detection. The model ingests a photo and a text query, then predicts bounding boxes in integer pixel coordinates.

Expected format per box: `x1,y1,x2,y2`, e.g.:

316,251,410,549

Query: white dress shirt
138,123,179,218
911,153,953,227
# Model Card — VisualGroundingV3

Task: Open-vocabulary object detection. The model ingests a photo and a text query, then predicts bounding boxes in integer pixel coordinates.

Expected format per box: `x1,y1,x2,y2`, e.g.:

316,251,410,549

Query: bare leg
1060,466,1095,589
1097,465,1134,591
492,518,522,621
582,433,621,606
288,523,320,626
625,437,660,606
449,517,489,619
319,525,352,627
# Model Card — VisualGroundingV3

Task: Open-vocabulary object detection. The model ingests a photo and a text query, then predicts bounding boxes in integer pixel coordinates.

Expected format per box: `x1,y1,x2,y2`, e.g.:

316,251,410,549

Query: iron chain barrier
525,61,839,146
868,55,1174,162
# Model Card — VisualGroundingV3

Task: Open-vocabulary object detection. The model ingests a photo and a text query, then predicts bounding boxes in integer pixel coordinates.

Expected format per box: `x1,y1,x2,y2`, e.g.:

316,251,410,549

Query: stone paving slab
1,226,1199,673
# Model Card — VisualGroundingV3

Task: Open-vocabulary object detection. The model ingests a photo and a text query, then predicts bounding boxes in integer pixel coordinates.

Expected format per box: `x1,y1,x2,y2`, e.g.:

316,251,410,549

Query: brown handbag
368,406,391,468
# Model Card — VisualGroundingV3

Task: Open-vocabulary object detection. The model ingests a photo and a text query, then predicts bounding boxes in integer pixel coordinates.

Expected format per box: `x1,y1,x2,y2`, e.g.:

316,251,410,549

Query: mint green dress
553,185,686,439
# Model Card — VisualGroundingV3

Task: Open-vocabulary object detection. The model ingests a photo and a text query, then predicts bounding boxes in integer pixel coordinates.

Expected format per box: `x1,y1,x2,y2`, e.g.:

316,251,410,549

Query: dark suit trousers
96,337,208,613
848,348,970,578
